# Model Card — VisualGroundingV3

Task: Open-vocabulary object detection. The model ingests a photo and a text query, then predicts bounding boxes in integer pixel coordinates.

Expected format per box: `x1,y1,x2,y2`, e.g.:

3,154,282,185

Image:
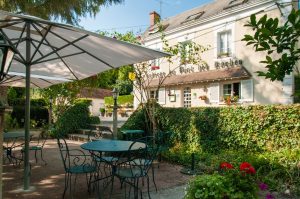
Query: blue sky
79,0,213,34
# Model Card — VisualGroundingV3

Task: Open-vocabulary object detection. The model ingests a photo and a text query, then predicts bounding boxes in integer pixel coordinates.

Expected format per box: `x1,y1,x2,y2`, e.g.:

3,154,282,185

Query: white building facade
134,0,298,109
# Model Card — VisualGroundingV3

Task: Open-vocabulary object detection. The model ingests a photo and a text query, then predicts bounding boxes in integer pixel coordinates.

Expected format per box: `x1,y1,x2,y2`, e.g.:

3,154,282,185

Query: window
224,0,248,10
150,90,158,101
183,87,191,107
218,31,232,57
222,82,240,99
151,48,161,70
182,11,205,24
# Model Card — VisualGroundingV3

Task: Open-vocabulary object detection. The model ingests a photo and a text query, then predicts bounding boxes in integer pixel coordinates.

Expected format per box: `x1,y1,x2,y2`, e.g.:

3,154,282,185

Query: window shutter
241,79,253,102
209,83,219,103
158,88,166,105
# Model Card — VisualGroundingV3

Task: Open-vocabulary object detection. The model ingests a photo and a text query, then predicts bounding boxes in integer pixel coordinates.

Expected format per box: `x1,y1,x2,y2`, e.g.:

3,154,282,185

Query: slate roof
148,67,251,87
78,88,112,99
143,0,261,39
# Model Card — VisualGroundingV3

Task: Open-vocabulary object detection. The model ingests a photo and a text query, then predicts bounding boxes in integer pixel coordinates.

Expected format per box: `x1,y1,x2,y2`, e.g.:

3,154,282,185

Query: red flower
240,162,256,174
220,162,234,170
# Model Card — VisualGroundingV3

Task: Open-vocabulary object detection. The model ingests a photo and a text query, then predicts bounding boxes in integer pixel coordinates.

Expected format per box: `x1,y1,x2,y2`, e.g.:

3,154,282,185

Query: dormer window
224,0,249,10
182,11,205,24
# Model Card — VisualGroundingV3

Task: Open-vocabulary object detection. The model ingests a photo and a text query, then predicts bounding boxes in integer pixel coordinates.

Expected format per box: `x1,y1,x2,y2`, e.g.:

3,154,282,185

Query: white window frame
218,31,232,56
221,82,241,101
183,87,192,107
214,23,235,59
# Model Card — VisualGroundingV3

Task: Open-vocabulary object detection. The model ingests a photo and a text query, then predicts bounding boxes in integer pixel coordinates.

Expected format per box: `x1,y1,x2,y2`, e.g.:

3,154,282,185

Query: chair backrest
57,137,71,172
37,131,49,147
127,136,159,174
57,137,93,172
156,131,173,148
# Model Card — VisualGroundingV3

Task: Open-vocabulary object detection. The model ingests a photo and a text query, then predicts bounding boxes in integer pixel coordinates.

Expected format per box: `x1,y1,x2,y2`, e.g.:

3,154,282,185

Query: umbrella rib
30,40,44,57
31,22,80,80
31,38,58,50
15,23,26,48
1,76,23,84
34,51,85,65
0,21,23,29
31,34,88,65
30,81,41,88
0,19,23,23
0,29,26,63
30,24,52,63
48,29,115,69
0,75,15,83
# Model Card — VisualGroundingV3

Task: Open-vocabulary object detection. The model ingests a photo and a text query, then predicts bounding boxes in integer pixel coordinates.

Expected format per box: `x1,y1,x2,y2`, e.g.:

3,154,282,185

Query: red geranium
220,162,234,170
240,162,256,174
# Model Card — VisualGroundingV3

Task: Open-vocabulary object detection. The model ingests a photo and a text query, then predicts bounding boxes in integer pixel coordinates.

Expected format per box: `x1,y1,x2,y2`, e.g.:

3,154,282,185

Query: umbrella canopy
0,10,168,80
1,72,69,88
0,10,169,191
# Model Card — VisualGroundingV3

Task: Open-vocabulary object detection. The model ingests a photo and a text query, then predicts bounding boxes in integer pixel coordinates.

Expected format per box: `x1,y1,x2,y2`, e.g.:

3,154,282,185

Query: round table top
3,132,26,139
81,139,146,152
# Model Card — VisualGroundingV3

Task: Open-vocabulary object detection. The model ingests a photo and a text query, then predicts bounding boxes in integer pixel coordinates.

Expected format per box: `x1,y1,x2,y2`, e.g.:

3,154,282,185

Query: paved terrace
3,139,191,199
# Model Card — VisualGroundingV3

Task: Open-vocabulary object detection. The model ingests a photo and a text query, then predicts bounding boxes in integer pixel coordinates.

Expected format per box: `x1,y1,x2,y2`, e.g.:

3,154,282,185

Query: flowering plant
185,162,259,199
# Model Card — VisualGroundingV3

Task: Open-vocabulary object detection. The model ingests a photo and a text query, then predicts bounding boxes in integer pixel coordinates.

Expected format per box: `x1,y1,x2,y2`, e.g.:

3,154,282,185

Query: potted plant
99,108,105,117
199,95,207,100
106,108,113,117
217,52,230,58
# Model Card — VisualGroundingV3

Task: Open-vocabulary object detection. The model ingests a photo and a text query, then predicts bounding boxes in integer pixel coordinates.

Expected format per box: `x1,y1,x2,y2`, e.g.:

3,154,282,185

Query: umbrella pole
24,21,31,190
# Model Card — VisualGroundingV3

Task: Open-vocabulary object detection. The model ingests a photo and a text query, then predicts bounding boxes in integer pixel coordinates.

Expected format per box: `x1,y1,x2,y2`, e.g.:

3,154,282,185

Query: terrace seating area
3,138,191,199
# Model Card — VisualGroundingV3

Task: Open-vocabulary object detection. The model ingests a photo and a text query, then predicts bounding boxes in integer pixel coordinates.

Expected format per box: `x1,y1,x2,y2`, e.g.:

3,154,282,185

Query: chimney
149,11,160,27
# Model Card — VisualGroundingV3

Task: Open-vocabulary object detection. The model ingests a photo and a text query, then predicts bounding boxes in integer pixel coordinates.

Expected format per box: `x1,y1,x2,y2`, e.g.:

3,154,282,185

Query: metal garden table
80,139,146,197
3,132,31,165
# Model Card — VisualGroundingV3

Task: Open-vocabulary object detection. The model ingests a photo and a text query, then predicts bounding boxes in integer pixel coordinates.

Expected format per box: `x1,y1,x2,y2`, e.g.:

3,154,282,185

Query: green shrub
185,171,258,199
122,105,300,196
89,116,100,124
54,100,91,137
11,105,48,128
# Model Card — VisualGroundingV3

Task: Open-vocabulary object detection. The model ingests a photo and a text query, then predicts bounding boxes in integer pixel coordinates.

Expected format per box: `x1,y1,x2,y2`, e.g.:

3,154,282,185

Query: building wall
85,98,104,116
136,0,295,108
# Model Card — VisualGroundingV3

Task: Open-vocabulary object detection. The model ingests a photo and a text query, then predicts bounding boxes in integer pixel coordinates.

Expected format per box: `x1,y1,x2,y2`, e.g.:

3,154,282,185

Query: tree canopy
0,0,124,25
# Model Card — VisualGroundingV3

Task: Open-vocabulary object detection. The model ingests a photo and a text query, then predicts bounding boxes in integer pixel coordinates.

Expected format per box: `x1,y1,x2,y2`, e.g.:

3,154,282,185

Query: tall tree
0,0,124,25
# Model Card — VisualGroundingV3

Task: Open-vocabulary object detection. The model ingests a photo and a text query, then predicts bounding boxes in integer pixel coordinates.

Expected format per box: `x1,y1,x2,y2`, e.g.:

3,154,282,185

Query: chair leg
152,166,157,192
63,173,69,199
40,150,47,165
109,175,115,199
147,176,151,199
34,150,38,163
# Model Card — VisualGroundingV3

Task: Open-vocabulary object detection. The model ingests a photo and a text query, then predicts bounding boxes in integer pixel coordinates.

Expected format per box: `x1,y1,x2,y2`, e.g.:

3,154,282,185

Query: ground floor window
222,82,240,100
150,90,158,101
183,87,191,107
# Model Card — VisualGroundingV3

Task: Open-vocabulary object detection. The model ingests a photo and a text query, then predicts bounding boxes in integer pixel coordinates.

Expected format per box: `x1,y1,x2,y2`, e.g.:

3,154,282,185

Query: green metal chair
22,132,48,164
113,136,159,199
57,137,97,199
156,131,173,163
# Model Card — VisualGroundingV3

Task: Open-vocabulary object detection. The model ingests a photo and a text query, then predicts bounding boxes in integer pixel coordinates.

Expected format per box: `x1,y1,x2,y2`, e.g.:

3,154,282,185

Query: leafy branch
242,9,300,81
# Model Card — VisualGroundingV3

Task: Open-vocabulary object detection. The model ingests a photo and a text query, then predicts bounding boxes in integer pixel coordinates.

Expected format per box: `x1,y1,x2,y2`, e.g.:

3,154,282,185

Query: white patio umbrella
0,10,169,191
1,72,70,88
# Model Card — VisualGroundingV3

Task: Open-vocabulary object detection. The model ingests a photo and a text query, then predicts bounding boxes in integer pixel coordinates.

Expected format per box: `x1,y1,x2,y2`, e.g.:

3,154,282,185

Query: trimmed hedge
10,98,49,128
104,95,133,106
54,100,91,137
123,105,300,152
